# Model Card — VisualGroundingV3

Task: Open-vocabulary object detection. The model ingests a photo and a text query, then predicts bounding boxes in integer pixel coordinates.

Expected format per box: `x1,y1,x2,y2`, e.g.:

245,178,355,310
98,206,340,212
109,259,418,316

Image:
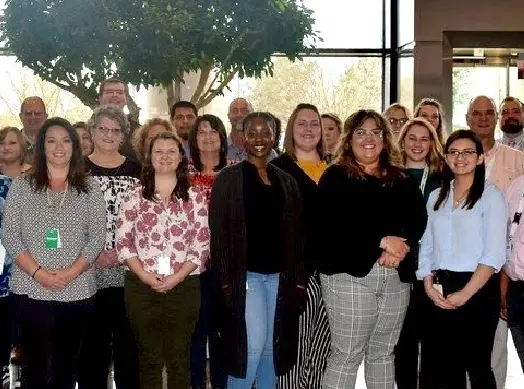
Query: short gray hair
87,105,130,135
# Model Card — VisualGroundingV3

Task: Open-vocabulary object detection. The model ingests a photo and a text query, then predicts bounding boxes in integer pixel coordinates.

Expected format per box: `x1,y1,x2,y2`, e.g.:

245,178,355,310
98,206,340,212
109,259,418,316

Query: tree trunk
166,80,182,112
126,92,141,124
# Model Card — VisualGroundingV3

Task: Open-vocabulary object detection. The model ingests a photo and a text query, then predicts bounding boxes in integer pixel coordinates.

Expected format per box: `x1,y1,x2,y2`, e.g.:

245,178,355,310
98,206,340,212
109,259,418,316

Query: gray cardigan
2,176,106,302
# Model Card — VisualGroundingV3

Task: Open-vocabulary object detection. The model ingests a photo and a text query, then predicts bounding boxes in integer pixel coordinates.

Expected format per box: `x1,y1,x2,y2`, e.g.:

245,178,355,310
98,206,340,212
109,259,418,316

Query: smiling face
293,108,322,153
0,130,24,164
196,120,221,154
243,117,274,162
351,117,384,166
418,104,440,130
44,125,73,168
92,116,123,154
466,96,497,140
445,138,483,177
402,124,431,165
151,138,181,175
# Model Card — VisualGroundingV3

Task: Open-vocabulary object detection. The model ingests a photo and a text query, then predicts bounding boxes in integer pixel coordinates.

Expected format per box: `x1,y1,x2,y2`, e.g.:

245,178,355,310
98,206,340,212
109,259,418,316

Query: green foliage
1,0,319,109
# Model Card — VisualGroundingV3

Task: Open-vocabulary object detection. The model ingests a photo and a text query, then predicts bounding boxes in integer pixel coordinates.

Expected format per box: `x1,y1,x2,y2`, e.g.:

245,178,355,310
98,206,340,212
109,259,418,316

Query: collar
501,131,524,146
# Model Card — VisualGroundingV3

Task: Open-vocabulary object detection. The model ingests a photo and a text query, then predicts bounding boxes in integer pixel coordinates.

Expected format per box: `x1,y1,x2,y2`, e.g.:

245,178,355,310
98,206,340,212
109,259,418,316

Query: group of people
0,76,523,389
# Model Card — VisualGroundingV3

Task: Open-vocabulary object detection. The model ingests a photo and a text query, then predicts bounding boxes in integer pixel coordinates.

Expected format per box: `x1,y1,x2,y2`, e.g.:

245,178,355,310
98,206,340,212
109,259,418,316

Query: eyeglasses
102,89,125,96
446,149,477,158
353,129,383,139
22,110,45,117
388,118,408,126
97,126,121,136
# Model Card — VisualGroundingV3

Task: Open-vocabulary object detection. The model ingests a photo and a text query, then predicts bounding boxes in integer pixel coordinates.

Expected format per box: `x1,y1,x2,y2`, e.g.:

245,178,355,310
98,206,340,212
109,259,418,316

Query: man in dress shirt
498,97,524,152
467,95,524,389
504,175,524,371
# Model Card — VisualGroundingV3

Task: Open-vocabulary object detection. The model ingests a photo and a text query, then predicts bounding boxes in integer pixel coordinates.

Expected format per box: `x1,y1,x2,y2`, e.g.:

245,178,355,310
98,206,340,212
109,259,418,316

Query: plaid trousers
320,262,409,389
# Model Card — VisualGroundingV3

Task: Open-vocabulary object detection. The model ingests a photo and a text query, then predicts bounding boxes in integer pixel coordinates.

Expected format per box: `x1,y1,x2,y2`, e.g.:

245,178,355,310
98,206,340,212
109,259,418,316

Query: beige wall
414,0,524,131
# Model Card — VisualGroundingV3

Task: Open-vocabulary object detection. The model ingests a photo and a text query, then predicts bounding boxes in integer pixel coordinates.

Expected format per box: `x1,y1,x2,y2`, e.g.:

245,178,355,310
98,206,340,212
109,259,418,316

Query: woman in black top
271,103,331,389
318,109,427,389
394,117,444,389
209,112,306,389
78,105,141,389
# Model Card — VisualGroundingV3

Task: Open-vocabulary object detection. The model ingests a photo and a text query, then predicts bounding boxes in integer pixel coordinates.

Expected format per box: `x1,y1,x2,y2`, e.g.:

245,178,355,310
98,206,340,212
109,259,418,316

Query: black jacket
208,161,306,378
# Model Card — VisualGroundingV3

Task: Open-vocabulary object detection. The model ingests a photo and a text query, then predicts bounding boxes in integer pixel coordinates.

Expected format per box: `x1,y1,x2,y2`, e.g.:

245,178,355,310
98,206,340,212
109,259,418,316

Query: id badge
507,239,514,261
45,228,62,249
157,255,171,276
433,283,443,295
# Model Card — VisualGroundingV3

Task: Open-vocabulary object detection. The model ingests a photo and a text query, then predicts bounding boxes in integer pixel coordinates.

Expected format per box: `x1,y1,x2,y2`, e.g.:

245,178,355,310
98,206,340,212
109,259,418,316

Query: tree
0,59,92,127
1,0,319,120
249,57,382,123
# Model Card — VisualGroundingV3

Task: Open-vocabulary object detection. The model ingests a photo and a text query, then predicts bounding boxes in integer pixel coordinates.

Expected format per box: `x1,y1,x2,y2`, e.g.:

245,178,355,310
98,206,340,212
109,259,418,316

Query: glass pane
509,66,524,101
0,56,92,127
303,0,383,49
218,57,383,126
399,57,414,112
452,66,508,134
399,0,414,46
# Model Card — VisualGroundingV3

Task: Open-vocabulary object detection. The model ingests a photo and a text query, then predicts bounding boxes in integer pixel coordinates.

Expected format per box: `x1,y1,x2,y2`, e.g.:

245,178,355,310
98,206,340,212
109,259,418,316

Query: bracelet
32,265,42,279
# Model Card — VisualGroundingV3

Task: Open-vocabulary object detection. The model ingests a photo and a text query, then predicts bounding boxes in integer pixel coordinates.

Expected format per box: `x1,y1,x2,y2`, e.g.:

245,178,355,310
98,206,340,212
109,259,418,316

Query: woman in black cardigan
318,110,427,389
270,103,331,389
209,112,306,389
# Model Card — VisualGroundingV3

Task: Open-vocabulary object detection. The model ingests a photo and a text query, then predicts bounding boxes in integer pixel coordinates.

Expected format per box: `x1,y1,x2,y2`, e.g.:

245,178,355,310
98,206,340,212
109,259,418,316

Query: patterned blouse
0,175,12,297
86,158,141,289
115,185,210,275
2,176,106,302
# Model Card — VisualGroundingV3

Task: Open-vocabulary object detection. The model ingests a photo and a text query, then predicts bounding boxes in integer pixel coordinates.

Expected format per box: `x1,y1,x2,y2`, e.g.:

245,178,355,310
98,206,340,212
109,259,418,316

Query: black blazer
209,161,306,378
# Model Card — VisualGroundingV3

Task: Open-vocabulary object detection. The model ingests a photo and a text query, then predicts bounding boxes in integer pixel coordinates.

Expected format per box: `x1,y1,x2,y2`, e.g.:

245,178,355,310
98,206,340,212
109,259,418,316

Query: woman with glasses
78,105,141,389
271,103,331,389
384,103,412,139
318,109,427,389
418,130,507,389
188,114,229,389
414,98,446,146
394,118,444,389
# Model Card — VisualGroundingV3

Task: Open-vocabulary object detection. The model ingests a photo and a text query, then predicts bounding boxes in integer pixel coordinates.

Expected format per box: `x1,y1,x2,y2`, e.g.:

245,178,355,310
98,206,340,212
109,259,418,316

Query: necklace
453,189,469,208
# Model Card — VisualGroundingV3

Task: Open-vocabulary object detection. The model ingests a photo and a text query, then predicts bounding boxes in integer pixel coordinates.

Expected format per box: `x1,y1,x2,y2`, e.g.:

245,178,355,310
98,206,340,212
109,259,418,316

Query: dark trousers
0,296,10,367
77,287,139,389
125,272,200,389
191,271,227,389
507,280,524,372
422,270,499,389
16,294,93,389
394,281,435,389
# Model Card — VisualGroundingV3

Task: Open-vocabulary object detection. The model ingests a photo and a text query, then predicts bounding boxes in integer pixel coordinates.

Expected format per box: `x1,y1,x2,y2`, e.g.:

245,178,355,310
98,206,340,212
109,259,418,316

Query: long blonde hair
333,110,403,180
397,117,445,175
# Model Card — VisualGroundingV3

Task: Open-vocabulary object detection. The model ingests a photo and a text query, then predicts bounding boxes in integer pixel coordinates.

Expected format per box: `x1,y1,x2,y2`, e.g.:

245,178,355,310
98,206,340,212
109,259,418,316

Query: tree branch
196,69,238,108
190,58,212,104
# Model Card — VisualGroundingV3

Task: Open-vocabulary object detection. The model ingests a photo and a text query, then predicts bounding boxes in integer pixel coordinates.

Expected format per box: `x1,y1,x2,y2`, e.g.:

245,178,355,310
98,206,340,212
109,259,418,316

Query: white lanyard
419,165,429,194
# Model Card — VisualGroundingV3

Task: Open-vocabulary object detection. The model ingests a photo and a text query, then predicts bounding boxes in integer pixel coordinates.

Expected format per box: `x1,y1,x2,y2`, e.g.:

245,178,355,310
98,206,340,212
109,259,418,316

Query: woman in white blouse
418,129,507,389
115,131,210,389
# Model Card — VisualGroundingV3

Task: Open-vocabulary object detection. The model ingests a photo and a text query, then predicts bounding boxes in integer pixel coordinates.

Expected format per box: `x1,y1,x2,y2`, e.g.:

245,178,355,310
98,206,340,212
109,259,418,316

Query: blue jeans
228,272,280,389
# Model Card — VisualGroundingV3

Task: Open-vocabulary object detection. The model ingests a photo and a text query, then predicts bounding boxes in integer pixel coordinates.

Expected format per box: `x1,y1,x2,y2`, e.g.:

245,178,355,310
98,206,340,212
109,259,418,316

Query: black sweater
318,164,428,282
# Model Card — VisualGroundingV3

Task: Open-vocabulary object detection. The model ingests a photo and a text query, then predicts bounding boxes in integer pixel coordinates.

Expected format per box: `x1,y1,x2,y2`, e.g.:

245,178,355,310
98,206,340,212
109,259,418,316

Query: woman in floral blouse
188,114,228,389
116,131,210,389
